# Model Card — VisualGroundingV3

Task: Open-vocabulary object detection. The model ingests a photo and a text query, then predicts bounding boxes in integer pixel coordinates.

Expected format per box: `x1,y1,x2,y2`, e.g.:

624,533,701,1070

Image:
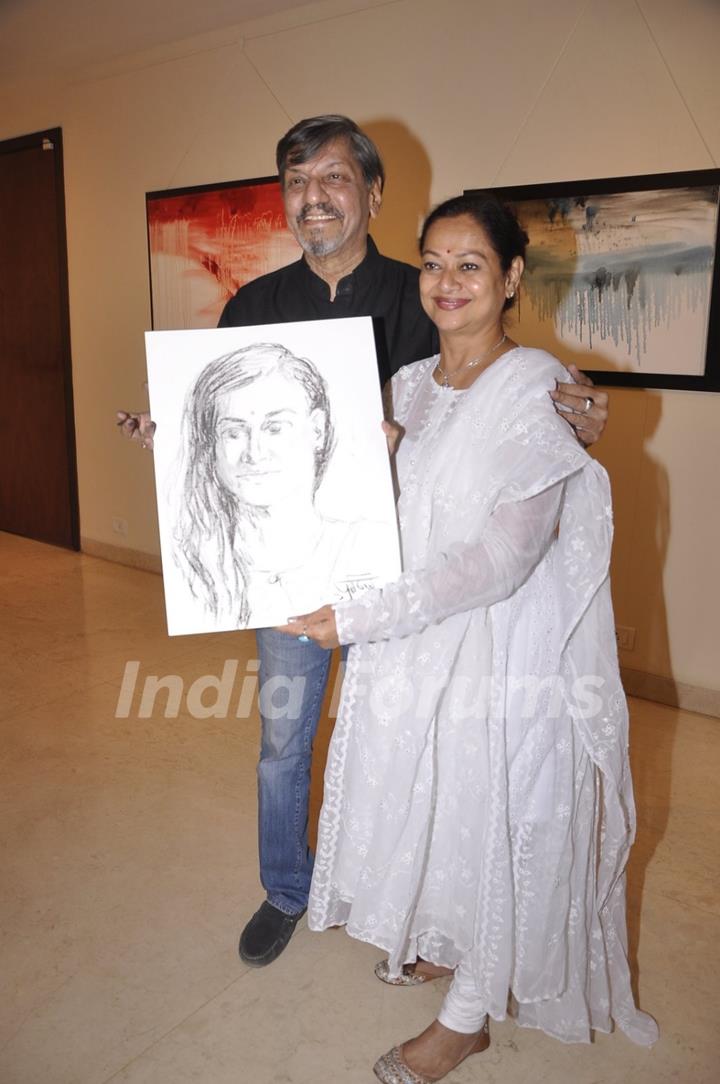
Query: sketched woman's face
214,370,325,508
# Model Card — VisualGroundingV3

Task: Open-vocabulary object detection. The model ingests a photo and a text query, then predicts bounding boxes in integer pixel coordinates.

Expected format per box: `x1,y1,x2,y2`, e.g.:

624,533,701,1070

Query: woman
174,342,379,629
282,194,657,1082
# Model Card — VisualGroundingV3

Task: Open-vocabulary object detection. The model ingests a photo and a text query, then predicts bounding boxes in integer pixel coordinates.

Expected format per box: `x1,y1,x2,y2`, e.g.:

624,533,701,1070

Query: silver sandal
373,1046,432,1083
373,1021,490,1083
374,960,434,986
374,959,453,986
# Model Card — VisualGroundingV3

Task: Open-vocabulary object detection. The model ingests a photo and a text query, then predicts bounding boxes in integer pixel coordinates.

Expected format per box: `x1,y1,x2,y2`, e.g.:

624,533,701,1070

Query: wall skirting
80,539,719,719
81,537,162,575
621,667,720,720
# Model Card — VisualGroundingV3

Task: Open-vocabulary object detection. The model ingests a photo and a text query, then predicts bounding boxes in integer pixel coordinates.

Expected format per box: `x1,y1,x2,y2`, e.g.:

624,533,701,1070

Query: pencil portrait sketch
145,319,401,635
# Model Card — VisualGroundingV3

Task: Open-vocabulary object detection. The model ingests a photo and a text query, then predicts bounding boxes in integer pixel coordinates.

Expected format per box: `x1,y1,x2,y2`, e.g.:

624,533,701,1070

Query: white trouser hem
438,957,488,1034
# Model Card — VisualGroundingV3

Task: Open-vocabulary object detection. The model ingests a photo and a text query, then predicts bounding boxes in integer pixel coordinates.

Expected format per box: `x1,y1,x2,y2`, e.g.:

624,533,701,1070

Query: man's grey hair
276,115,385,192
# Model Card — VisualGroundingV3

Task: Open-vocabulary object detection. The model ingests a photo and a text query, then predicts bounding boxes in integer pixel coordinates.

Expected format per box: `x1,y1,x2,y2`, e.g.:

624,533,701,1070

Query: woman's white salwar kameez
308,348,657,1046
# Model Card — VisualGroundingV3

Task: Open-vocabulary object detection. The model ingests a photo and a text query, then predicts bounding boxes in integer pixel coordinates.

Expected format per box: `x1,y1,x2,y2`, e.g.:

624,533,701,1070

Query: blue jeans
255,628,339,915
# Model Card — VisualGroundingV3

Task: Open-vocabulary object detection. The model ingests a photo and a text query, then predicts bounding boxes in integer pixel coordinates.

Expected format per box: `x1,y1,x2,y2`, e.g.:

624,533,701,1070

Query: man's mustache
297,203,344,224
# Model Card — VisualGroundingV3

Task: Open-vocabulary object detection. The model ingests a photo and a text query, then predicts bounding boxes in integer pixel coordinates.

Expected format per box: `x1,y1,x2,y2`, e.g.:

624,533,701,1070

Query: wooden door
0,128,79,549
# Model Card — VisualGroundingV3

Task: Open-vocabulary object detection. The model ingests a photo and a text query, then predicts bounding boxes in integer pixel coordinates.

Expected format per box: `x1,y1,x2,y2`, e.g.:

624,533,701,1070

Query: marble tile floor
1,532,718,1083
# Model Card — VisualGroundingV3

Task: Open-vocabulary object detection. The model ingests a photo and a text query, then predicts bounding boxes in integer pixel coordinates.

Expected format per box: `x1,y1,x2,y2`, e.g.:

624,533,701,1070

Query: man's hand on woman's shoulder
549,364,608,447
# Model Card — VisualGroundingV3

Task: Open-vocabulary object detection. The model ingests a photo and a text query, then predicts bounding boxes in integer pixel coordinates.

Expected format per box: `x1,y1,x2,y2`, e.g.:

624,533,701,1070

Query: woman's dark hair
419,193,528,310
276,114,385,192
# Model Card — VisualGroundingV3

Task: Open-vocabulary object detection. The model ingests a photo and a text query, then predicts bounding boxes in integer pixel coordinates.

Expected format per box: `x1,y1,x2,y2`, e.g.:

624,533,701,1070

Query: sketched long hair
174,342,335,625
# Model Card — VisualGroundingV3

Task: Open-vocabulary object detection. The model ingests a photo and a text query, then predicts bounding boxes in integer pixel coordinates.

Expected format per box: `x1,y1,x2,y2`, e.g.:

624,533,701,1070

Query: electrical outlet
112,516,128,537
616,626,636,651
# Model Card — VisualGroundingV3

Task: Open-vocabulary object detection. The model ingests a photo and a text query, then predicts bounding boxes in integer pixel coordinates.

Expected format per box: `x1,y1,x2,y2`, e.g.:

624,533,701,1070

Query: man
218,116,436,385
119,115,608,968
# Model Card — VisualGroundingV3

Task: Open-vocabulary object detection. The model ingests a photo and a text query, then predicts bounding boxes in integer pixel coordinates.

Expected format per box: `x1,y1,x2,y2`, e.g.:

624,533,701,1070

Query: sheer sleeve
334,482,564,645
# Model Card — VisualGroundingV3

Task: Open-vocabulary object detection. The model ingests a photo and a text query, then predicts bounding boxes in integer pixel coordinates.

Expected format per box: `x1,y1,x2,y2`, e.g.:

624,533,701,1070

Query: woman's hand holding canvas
280,606,340,650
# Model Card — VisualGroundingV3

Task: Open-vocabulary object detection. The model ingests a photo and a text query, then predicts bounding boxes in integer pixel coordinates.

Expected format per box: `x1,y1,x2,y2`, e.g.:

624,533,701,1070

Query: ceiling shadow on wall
362,119,432,268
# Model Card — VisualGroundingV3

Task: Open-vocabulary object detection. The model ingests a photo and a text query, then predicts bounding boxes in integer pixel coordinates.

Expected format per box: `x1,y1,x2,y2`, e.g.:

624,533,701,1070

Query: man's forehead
286,137,357,173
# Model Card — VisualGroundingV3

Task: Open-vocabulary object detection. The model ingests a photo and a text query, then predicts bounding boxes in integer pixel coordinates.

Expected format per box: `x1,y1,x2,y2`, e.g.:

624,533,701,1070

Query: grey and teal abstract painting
513,186,718,376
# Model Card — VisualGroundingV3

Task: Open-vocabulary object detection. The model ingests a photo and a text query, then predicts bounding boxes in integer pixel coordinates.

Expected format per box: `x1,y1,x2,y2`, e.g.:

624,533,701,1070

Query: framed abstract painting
468,169,720,390
146,175,300,330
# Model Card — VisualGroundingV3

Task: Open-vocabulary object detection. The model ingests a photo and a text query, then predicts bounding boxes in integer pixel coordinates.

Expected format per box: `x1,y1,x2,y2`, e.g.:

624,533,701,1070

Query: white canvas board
145,317,401,635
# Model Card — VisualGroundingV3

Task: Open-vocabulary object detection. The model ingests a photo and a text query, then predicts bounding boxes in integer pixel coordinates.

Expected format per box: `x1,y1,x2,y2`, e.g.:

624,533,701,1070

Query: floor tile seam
641,885,720,921
0,678,118,725
97,966,256,1083
0,973,75,1057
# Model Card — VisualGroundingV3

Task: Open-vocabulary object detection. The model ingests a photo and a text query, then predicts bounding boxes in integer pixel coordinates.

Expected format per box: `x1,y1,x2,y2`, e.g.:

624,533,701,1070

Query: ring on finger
583,396,593,414
298,624,310,644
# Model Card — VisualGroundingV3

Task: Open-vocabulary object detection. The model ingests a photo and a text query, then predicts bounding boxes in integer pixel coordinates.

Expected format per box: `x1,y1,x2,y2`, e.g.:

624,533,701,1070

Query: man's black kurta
218,237,437,385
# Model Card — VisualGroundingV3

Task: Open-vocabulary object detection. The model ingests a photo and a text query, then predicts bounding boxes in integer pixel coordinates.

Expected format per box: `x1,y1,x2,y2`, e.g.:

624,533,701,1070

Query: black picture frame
466,169,720,391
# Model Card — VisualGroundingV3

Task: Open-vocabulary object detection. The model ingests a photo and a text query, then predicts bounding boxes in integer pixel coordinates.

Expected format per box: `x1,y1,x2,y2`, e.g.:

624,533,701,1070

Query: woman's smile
433,297,471,310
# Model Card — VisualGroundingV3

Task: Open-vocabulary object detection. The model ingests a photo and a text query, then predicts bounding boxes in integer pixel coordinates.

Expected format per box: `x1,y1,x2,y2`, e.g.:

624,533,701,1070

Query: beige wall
1,0,718,693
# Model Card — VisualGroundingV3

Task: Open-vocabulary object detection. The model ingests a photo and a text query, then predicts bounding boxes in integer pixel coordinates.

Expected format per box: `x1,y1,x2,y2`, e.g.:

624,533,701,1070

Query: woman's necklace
435,332,507,389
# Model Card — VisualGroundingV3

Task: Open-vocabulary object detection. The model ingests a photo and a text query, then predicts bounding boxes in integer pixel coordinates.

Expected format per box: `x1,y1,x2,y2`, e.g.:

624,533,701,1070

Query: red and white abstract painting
146,177,300,330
